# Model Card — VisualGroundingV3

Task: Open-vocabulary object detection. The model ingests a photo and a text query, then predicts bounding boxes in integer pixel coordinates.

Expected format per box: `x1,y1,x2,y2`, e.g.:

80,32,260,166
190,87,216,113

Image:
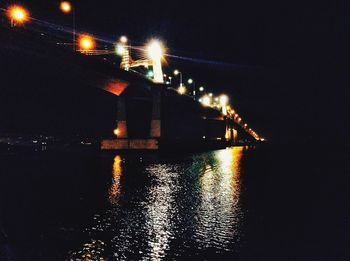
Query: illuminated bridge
0,4,264,151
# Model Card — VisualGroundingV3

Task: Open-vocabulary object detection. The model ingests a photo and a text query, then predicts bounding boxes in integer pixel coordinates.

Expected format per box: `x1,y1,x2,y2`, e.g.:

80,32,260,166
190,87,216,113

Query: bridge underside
100,84,247,151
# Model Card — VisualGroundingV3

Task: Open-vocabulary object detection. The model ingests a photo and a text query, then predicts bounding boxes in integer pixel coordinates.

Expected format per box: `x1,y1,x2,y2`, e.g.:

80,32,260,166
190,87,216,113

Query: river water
0,145,349,260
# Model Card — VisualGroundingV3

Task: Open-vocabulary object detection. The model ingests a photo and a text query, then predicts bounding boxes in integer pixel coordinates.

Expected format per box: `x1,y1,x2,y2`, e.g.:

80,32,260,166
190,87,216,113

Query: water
0,145,349,260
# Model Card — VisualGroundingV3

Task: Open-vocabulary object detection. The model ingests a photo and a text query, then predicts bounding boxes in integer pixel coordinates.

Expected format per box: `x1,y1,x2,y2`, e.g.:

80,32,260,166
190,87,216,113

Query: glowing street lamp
113,128,120,136
120,35,128,44
60,1,72,13
78,34,96,53
187,78,196,100
199,86,204,92
7,5,30,26
201,95,211,107
174,69,183,87
178,85,186,95
59,1,76,51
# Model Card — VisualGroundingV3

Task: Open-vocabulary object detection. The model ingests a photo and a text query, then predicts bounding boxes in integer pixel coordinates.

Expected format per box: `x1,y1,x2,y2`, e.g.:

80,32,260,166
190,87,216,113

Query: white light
188,78,193,84
120,36,128,44
115,44,125,56
174,69,180,75
147,71,154,78
178,85,186,95
220,95,228,106
199,86,204,91
202,95,211,106
147,40,163,60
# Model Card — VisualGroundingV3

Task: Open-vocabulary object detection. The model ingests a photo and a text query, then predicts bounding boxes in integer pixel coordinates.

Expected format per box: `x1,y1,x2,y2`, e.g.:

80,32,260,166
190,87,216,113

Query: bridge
0,4,264,151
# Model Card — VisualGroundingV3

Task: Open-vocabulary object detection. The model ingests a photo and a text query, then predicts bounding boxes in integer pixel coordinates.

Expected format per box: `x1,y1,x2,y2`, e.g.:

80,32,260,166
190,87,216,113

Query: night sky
6,0,349,143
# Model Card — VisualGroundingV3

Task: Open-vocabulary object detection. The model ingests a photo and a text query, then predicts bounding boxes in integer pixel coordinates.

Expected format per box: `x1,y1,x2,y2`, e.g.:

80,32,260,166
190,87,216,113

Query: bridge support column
117,97,128,138
150,90,161,138
233,128,238,143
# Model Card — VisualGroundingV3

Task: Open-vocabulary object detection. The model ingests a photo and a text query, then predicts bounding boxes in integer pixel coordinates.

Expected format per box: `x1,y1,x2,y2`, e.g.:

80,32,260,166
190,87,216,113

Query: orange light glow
7,5,29,25
113,128,120,136
78,34,96,52
60,1,72,13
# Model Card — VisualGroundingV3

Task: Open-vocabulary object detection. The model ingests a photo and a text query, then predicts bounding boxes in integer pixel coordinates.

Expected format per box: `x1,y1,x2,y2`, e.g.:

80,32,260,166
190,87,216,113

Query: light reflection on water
195,147,243,250
69,147,246,260
108,155,122,205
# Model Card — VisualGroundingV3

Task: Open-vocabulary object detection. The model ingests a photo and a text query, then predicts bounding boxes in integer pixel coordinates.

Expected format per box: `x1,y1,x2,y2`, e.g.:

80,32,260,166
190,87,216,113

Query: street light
59,1,75,51
7,5,30,26
201,95,211,107
187,78,196,100
113,128,120,136
174,69,183,87
60,1,72,13
178,85,186,95
199,86,204,92
78,34,96,53
120,35,128,44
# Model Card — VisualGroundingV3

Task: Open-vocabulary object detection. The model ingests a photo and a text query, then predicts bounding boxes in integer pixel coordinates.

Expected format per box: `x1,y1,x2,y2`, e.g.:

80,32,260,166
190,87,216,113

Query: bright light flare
220,95,228,106
174,69,180,75
115,44,125,56
113,128,120,136
178,85,186,95
7,5,29,24
201,95,211,106
147,71,154,78
120,36,128,44
60,1,72,13
147,40,163,60
78,34,96,52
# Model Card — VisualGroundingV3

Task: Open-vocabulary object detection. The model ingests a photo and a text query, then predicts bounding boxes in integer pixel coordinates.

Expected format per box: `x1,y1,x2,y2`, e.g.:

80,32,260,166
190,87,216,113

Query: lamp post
188,78,196,100
174,70,183,87
60,1,75,51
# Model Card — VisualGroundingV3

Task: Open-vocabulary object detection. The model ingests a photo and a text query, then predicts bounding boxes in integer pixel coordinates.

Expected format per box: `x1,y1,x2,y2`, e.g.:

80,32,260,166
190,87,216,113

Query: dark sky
7,0,349,143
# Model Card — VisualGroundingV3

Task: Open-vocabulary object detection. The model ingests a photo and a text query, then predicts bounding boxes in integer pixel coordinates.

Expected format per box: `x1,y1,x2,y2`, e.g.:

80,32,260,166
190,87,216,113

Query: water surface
0,145,349,260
